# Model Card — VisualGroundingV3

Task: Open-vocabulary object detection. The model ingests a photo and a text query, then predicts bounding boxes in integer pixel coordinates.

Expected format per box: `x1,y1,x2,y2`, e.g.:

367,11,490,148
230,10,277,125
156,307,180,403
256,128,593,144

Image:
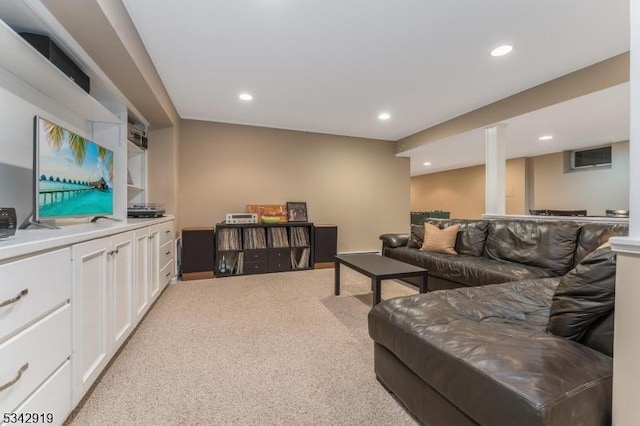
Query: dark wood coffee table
334,253,428,305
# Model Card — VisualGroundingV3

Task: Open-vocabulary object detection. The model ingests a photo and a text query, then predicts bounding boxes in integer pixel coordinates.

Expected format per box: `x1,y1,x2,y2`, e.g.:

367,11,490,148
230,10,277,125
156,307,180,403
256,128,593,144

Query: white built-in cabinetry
0,249,72,423
133,228,150,323
71,231,136,404
0,1,150,220
0,3,170,422
0,218,174,425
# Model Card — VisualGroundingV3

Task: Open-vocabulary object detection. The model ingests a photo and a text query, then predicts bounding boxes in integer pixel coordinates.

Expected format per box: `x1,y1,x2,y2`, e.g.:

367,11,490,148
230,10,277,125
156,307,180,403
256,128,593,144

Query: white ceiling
121,0,630,174
407,82,630,175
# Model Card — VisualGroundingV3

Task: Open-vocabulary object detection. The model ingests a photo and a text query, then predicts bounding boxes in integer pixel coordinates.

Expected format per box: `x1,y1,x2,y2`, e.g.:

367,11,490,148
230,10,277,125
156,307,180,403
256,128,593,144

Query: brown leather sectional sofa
370,218,626,425
380,219,627,291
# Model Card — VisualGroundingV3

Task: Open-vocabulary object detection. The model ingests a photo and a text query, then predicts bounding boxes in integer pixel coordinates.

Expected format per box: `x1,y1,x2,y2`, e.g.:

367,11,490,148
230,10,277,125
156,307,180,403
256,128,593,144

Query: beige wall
410,158,527,218
531,141,629,216
148,124,180,226
178,120,410,252
411,142,628,218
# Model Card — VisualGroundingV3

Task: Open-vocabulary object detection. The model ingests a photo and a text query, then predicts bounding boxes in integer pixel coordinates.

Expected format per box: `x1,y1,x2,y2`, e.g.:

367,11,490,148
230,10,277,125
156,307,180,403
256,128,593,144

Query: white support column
485,124,507,215
610,1,640,425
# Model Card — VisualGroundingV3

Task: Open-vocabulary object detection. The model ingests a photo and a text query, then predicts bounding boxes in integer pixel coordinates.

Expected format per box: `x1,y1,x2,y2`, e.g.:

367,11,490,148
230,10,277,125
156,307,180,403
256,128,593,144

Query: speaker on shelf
20,32,90,93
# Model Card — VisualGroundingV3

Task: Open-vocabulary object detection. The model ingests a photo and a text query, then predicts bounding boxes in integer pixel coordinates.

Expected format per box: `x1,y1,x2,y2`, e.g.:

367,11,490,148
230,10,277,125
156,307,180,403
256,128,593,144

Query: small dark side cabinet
181,227,215,280
314,225,337,269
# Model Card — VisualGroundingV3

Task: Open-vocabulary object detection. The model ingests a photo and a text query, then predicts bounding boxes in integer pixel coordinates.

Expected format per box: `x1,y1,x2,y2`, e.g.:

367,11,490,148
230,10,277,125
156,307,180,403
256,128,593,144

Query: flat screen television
24,116,114,227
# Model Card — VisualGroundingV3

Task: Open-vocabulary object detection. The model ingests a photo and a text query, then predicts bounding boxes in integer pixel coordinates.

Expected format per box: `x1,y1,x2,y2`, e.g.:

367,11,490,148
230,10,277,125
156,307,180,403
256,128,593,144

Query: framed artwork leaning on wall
287,201,308,222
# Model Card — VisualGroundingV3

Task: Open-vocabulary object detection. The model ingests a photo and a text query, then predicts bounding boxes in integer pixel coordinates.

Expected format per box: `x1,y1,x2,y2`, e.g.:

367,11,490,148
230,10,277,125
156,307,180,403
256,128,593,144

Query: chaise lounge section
370,220,621,425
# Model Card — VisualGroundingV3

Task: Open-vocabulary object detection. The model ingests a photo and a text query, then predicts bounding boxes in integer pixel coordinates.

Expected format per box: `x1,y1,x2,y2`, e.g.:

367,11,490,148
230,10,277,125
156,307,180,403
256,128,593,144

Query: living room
0,1,638,425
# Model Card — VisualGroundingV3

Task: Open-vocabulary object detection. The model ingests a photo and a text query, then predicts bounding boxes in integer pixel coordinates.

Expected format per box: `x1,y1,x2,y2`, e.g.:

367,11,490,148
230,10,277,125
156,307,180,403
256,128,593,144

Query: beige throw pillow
420,223,460,255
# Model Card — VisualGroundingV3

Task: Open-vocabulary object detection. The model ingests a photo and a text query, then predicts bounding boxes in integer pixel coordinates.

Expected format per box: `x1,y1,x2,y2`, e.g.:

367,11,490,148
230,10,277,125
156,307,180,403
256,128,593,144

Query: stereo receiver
0,208,17,239
225,213,258,224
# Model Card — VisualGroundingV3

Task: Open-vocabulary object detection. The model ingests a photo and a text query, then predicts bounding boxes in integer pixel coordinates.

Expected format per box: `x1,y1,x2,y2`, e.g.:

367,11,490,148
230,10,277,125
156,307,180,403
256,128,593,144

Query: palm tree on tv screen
43,120,113,186
44,120,87,165
97,146,114,183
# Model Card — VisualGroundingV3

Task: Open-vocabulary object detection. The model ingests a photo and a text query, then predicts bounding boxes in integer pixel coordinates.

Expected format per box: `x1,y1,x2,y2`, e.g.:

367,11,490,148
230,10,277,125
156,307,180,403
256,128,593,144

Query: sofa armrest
380,233,409,248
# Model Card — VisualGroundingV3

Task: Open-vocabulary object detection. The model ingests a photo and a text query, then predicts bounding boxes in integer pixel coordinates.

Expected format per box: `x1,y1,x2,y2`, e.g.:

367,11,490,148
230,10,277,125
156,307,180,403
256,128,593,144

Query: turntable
127,203,165,218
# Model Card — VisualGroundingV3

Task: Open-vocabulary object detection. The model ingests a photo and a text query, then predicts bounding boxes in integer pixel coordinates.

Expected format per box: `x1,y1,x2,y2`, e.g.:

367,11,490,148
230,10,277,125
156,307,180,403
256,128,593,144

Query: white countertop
0,216,174,262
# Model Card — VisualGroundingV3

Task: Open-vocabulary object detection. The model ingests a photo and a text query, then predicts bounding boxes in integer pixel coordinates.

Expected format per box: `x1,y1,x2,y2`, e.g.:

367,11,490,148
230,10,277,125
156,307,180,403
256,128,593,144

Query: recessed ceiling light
538,135,553,141
238,93,253,101
378,112,391,120
490,45,513,57
423,162,432,166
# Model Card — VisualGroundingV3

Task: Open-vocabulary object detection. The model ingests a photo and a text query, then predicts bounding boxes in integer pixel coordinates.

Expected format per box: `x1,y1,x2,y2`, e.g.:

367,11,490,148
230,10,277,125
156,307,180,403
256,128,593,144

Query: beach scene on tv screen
38,118,114,218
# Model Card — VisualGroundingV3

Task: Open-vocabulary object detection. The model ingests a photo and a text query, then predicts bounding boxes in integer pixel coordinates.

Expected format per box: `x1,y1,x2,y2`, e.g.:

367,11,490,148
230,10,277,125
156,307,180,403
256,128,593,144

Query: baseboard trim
181,271,214,281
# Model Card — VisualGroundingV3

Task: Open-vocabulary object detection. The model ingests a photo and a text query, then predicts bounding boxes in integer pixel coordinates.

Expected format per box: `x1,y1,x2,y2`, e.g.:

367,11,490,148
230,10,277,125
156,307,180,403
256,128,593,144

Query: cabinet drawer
159,221,174,246
160,261,173,286
243,261,267,274
0,304,71,413
269,261,292,272
268,249,290,262
0,248,71,341
244,250,267,262
160,240,174,267
12,360,71,426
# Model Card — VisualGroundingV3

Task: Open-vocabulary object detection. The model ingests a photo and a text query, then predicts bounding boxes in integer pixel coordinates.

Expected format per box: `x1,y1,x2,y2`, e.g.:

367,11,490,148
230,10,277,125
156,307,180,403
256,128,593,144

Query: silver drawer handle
0,363,29,393
0,289,29,309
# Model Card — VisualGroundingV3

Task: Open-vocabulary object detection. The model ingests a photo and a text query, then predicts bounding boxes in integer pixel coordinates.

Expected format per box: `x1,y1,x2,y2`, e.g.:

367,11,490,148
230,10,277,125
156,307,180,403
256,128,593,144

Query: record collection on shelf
243,227,267,249
214,223,314,277
217,228,241,251
268,227,290,248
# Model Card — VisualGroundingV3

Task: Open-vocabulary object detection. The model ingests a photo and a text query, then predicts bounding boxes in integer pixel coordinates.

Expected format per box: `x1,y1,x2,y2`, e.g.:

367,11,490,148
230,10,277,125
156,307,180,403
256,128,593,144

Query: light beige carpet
66,268,419,425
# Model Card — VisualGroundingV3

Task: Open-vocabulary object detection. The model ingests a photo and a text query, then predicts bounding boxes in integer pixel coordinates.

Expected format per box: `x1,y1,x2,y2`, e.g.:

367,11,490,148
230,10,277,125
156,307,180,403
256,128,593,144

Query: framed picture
247,204,287,222
287,202,308,222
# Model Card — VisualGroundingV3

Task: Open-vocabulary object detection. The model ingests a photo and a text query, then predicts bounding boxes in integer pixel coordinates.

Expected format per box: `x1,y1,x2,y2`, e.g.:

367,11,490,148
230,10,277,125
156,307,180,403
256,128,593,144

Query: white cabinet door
111,232,134,349
71,238,110,404
71,232,134,404
148,226,161,301
133,228,149,322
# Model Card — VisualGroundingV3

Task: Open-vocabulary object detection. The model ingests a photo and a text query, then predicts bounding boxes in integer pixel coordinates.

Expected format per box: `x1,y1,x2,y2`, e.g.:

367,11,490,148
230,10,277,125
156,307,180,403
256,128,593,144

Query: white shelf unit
0,3,149,221
0,19,120,124
127,140,147,204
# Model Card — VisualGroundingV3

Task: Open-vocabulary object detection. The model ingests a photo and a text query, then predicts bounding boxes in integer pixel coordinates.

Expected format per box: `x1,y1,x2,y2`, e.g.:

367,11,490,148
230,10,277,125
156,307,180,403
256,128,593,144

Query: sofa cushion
484,220,580,275
407,219,448,248
385,246,554,287
580,311,615,357
407,224,424,248
547,244,617,341
420,223,459,254
574,222,628,266
369,280,613,426
447,219,489,257
408,219,489,256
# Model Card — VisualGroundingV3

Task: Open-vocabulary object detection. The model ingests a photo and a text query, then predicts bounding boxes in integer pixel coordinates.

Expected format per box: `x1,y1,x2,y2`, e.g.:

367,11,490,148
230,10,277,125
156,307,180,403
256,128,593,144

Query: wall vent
571,145,612,169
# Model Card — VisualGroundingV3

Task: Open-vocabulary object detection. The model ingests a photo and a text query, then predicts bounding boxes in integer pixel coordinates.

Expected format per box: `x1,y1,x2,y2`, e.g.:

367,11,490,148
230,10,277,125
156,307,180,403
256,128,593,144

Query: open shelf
127,140,145,154
127,184,144,191
0,19,120,124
